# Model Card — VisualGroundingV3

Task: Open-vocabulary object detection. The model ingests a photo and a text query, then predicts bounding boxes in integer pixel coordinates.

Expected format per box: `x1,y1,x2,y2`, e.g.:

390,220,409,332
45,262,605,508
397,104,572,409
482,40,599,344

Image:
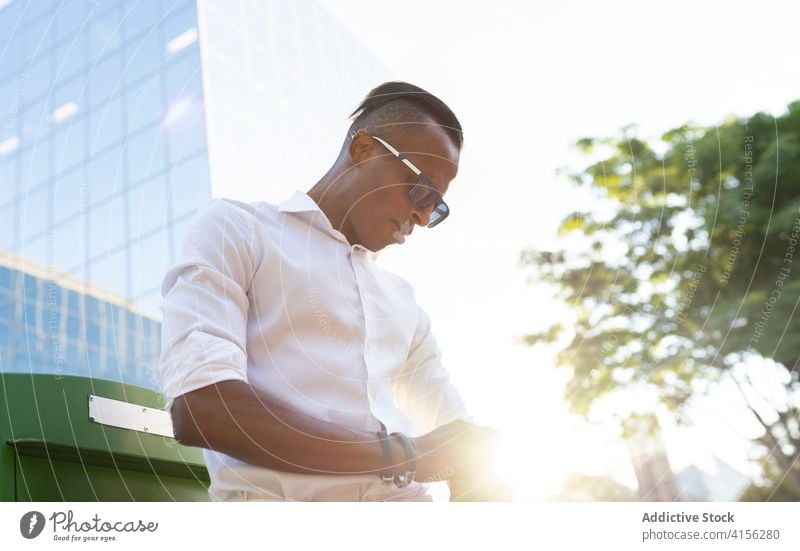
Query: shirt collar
277,190,381,261
277,190,321,214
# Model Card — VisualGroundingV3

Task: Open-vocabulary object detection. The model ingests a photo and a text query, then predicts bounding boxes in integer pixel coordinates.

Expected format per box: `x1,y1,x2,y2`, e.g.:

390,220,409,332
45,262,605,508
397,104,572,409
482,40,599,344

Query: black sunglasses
368,134,450,228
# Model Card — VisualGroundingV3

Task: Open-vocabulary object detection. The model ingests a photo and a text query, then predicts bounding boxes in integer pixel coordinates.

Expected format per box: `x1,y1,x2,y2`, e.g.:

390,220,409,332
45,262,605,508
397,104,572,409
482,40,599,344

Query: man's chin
360,239,383,253
356,232,396,252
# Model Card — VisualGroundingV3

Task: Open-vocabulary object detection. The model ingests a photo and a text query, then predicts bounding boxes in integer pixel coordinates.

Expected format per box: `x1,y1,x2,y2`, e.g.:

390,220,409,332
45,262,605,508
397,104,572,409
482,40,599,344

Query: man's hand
410,420,505,483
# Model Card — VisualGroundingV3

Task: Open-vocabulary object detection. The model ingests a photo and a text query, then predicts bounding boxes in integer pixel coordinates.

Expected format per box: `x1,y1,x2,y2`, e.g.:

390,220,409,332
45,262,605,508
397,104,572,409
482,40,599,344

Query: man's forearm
171,379,397,476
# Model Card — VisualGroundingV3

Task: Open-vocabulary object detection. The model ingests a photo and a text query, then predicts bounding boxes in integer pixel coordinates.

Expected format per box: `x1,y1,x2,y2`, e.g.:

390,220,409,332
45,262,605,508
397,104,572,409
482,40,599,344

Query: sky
320,0,800,499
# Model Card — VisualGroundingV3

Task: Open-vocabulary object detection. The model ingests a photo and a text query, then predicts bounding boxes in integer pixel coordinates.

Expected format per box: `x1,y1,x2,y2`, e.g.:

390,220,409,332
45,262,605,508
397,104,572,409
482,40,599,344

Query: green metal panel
0,374,210,501
0,426,13,501
16,456,208,501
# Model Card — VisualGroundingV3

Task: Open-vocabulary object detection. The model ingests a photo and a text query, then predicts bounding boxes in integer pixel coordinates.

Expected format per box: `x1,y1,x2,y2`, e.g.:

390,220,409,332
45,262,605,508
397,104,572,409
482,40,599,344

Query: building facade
0,0,389,389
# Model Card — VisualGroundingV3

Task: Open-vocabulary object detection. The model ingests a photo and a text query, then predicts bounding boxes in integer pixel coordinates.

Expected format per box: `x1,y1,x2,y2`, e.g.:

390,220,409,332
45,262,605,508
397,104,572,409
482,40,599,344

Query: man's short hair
347,81,464,150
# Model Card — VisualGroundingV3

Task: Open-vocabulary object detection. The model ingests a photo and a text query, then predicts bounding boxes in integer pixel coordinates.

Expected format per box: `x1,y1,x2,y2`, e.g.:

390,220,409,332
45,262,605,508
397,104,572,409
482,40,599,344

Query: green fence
0,373,209,501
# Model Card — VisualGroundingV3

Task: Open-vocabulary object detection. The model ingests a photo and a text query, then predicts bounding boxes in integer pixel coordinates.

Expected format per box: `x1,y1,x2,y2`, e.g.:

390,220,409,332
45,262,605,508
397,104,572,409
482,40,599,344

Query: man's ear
347,132,375,166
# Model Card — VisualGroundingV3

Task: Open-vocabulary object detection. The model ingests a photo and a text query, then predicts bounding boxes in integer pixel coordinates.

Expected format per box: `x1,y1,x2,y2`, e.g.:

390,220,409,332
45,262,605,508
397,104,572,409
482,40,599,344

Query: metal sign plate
88,395,175,438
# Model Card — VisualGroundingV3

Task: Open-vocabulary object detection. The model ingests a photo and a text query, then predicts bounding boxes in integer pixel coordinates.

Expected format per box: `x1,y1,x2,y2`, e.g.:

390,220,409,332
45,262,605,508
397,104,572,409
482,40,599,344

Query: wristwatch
390,431,417,488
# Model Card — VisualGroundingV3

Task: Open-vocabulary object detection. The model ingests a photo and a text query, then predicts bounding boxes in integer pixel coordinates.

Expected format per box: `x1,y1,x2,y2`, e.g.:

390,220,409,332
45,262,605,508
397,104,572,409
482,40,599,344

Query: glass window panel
56,0,89,43
26,0,53,22
0,0,24,73
66,288,79,314
163,0,195,17
53,163,88,224
21,234,47,266
0,302,9,332
22,300,36,326
105,302,120,344
67,312,80,340
130,228,169,301
23,274,37,298
161,4,198,52
2,291,15,317
1,147,21,194
53,29,86,83
91,247,127,297
107,323,121,360
52,216,85,272
0,267,12,290
0,77,20,121
52,117,86,173
19,182,50,240
46,282,64,311
162,54,205,162
18,143,49,190
164,45,201,93
127,328,139,367
167,153,208,219
54,74,88,116
88,91,124,153
0,205,14,250
0,321,9,353
125,123,167,185
22,53,52,103
128,174,168,238
66,335,83,371
105,344,120,379
89,5,123,58
125,309,137,333
141,316,152,340
122,0,164,42
87,144,124,204
126,76,165,134
24,15,54,65
124,25,166,87
88,52,123,111
169,214,193,266
11,342,27,375
134,287,161,320
84,295,98,321
20,93,50,141
23,301,35,327
87,317,100,346
89,197,127,257
167,105,205,163
87,347,100,378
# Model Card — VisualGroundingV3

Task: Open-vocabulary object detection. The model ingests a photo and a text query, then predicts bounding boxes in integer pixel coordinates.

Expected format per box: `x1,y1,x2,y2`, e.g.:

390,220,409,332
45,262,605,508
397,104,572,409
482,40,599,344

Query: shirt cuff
159,330,248,412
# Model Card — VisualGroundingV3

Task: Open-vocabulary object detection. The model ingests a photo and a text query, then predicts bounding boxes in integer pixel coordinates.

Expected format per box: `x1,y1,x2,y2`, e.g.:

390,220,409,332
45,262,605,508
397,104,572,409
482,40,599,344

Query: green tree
521,101,800,498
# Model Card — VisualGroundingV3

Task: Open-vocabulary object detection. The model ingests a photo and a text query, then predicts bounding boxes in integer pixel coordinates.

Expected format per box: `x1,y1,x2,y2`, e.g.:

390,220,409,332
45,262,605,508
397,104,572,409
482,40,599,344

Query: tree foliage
522,101,800,497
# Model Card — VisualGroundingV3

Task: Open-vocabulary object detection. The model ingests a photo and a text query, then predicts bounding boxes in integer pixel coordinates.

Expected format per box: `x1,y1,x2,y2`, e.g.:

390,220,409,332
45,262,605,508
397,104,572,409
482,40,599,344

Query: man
159,81,511,501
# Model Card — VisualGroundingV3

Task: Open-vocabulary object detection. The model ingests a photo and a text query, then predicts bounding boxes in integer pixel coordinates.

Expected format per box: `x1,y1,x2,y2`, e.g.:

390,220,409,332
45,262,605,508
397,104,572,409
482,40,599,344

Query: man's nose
410,203,435,228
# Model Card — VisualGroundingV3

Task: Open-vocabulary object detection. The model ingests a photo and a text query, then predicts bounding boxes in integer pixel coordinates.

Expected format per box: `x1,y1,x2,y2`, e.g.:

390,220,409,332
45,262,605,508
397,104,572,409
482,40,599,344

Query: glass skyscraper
0,0,389,390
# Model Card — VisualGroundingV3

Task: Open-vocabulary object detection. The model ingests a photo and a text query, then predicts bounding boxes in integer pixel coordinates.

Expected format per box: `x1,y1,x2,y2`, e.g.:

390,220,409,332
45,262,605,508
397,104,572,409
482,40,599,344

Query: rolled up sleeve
158,199,259,412
395,306,475,434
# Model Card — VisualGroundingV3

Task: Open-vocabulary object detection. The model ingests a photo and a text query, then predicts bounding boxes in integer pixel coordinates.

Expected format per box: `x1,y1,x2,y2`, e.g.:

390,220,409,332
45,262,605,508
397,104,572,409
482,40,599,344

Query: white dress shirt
158,190,473,501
